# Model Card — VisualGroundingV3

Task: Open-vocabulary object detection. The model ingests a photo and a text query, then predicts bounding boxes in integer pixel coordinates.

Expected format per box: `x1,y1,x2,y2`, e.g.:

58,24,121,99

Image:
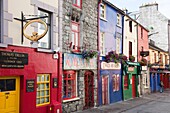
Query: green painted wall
123,67,139,100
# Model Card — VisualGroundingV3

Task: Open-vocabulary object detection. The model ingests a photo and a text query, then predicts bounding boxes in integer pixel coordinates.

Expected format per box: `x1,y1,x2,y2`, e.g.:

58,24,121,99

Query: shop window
71,22,80,52
124,74,129,90
112,74,120,92
129,21,132,32
38,9,51,49
36,74,50,106
100,3,106,19
117,13,121,26
63,71,77,99
72,0,81,8
100,32,105,56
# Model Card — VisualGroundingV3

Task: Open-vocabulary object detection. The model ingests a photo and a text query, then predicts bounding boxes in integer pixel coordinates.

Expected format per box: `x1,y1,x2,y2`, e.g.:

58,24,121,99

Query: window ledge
100,17,107,22
0,43,8,48
37,48,54,53
63,97,80,103
116,24,122,28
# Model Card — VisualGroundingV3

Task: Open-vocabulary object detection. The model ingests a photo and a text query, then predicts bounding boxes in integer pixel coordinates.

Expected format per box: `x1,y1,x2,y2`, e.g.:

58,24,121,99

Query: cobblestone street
76,89,170,113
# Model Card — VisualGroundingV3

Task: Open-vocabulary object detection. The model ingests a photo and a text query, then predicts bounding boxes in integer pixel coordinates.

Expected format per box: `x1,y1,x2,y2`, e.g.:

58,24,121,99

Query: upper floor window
100,32,105,56
129,21,132,32
100,3,106,19
129,41,132,57
116,37,120,53
63,71,77,100
165,55,168,65
71,21,80,52
160,54,163,64
117,13,121,26
72,0,81,8
38,9,51,49
36,74,50,106
154,53,156,63
141,28,143,39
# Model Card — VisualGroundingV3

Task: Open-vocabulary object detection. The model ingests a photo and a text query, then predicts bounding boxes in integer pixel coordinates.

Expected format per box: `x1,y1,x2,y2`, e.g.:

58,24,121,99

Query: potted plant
119,53,128,64
82,50,98,61
139,58,147,66
105,51,119,63
129,55,135,62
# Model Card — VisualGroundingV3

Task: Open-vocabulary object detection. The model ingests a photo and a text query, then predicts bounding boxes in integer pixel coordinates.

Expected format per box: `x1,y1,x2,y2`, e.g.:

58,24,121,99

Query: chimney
140,2,158,11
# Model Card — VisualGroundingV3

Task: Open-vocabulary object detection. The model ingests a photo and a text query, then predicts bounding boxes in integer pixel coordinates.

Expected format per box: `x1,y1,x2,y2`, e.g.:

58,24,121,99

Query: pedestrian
159,81,164,93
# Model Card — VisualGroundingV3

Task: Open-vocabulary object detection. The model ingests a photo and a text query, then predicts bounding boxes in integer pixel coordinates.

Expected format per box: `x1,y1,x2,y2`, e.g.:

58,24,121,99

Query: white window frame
100,32,105,56
116,37,121,54
100,3,106,19
117,13,121,26
143,74,149,88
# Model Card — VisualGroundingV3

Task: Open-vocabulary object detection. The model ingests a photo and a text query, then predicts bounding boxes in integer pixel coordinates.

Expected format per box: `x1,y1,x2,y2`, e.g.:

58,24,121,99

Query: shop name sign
0,51,28,68
63,53,97,69
101,62,121,70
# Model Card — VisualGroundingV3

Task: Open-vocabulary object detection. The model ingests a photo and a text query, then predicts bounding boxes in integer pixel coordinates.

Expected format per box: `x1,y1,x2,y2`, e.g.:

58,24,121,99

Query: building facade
62,0,98,112
0,0,62,113
98,0,124,105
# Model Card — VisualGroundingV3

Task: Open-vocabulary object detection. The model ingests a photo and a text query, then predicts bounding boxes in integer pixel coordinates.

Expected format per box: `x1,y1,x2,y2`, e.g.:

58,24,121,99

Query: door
102,76,109,105
0,77,20,113
84,71,94,109
132,75,136,98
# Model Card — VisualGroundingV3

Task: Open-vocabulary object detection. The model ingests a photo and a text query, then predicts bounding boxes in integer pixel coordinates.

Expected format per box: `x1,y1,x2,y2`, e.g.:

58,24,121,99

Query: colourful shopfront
0,45,62,113
99,62,123,105
123,62,141,100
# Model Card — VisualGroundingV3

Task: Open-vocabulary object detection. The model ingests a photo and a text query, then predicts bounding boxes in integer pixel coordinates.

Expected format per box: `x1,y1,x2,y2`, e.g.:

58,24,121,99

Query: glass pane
40,84,45,89
36,98,40,104
45,75,49,81
37,84,40,91
77,0,81,7
37,91,40,97
45,97,49,102
40,98,45,104
41,75,45,81
40,91,45,96
72,0,76,4
0,80,5,92
37,76,41,82
6,79,16,91
45,90,49,95
45,83,49,89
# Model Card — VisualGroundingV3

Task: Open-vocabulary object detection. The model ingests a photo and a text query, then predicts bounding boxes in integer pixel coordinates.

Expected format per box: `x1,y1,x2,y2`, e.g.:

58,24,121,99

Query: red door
102,76,109,105
132,75,136,98
84,71,94,109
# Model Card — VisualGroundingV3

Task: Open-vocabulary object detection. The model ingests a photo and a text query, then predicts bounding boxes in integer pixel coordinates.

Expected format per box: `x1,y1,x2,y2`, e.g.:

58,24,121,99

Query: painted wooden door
153,74,156,92
102,76,109,105
0,77,20,113
132,75,136,98
84,71,94,109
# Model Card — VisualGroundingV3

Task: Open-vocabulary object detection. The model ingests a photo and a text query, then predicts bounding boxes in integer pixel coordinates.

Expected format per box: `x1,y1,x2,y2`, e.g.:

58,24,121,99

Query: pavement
76,89,170,113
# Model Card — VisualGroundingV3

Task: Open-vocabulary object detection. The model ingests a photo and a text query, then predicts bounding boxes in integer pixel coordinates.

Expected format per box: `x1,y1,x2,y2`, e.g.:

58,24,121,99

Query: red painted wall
0,45,62,113
138,25,149,61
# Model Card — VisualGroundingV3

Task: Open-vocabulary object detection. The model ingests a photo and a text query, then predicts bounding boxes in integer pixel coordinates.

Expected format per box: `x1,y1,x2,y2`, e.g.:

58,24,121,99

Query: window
71,22,80,51
143,74,148,88
129,41,132,57
36,74,50,106
154,53,156,63
117,13,121,26
116,37,120,54
165,55,168,65
63,71,77,99
124,74,129,89
160,54,163,64
141,28,143,39
0,79,16,92
38,9,51,49
112,74,120,92
100,3,106,19
100,32,105,56
129,21,132,32
72,0,81,8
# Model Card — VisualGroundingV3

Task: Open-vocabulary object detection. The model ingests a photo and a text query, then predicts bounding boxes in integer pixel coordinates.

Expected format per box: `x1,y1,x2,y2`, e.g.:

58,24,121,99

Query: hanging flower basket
82,50,98,61
119,53,128,64
139,58,147,66
105,51,119,63
129,55,135,62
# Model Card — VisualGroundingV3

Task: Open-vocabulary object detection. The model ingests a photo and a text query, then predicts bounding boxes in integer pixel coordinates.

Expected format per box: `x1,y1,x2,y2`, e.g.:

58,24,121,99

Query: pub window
38,9,51,49
112,74,120,92
72,0,82,8
36,74,50,106
124,74,129,90
63,71,77,99
100,32,105,56
129,21,132,32
100,3,106,19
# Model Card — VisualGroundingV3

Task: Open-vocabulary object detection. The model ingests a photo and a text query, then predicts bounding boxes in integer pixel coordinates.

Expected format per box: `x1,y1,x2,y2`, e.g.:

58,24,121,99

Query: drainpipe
97,0,102,106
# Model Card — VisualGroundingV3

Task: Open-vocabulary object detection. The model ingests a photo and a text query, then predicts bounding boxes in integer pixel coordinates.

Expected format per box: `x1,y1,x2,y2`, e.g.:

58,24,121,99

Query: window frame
100,3,106,19
63,71,77,100
72,0,82,9
117,13,121,26
38,8,52,49
129,21,132,32
116,37,121,54
71,21,80,52
36,74,50,106
100,32,105,56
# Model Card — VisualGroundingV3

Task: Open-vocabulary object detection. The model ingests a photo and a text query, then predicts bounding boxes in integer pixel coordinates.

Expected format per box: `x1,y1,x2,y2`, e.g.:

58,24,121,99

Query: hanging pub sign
23,19,48,41
0,51,28,68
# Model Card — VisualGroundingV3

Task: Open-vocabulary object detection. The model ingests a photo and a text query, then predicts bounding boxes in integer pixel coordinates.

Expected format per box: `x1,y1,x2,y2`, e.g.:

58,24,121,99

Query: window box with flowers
129,55,135,62
82,50,99,61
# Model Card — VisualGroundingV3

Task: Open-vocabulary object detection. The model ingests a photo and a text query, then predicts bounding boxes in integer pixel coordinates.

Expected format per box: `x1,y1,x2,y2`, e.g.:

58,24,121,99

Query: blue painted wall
99,2,124,105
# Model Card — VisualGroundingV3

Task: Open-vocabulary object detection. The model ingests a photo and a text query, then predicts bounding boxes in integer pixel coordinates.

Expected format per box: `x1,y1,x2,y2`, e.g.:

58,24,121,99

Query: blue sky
108,0,170,18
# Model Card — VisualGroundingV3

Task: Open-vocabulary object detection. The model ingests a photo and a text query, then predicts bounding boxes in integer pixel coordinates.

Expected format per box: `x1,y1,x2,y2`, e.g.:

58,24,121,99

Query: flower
139,58,147,66
129,55,135,62
82,50,98,61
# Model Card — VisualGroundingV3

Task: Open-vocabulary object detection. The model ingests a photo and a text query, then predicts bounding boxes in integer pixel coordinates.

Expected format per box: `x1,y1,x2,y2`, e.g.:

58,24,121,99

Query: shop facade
62,53,98,112
99,62,122,105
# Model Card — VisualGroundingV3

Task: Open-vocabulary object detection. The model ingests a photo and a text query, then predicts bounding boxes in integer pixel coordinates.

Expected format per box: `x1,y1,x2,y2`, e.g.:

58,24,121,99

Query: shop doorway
84,71,94,109
0,76,20,113
132,75,136,98
102,75,109,105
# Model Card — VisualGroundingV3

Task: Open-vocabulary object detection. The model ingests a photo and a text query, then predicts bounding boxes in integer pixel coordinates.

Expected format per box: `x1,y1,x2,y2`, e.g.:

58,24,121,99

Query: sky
108,0,170,18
